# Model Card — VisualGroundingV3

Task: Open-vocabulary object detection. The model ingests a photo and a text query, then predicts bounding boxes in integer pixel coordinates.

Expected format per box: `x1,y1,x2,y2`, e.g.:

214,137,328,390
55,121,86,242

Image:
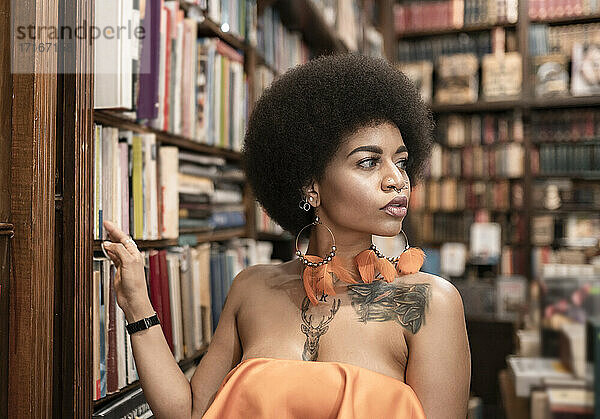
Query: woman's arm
101,220,250,418
404,275,471,419
189,265,256,417
102,220,193,418
124,260,252,419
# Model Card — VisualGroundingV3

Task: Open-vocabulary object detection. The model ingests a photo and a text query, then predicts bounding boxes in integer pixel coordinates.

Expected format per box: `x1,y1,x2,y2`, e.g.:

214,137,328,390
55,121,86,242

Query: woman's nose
382,175,405,192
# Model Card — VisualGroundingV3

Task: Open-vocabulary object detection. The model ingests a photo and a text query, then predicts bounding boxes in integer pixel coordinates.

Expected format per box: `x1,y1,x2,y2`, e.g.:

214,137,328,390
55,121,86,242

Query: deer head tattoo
300,297,341,361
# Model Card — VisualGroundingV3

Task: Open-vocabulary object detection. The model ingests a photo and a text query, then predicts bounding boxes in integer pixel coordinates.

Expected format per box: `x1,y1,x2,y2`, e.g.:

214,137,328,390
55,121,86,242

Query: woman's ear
302,181,320,207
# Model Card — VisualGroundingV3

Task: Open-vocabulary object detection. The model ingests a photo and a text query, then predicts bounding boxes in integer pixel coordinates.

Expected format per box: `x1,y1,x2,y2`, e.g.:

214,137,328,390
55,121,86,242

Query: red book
148,251,164,326
158,250,174,352
107,265,118,394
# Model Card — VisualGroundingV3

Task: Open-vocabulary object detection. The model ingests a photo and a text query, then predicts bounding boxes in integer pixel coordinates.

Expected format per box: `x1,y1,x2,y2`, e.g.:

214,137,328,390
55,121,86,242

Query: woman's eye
396,159,408,170
358,158,408,170
358,158,379,168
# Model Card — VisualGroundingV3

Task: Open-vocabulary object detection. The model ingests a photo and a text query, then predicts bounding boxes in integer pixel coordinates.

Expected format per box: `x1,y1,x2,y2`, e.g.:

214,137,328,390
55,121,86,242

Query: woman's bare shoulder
231,261,294,291
398,272,466,338
397,271,459,296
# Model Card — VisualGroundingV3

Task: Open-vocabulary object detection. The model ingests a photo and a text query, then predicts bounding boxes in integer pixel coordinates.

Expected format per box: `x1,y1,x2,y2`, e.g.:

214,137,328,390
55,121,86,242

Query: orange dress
202,357,426,418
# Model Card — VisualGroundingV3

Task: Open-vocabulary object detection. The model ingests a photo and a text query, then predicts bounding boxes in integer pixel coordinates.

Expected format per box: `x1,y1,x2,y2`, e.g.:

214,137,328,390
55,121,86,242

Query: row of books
529,22,600,57
92,238,260,401
409,210,528,247
93,124,245,241
394,0,518,35
427,143,525,179
94,0,248,151
255,203,285,235
308,0,380,53
407,212,473,243
530,109,600,142
532,180,600,210
529,0,600,20
474,210,528,245
411,179,523,211
454,275,527,317
257,6,310,75
531,214,600,247
397,31,492,62
501,247,529,276
531,143,600,175
399,51,522,105
204,0,258,43
435,111,524,147
532,47,600,97
532,245,599,280
420,243,527,277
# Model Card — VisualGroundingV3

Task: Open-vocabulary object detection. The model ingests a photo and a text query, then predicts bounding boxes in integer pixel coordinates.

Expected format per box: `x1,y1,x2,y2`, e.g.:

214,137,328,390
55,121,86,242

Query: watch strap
126,313,160,335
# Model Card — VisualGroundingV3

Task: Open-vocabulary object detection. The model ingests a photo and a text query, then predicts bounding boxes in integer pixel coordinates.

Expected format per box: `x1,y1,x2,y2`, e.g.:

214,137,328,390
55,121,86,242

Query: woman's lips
382,205,407,217
381,195,408,217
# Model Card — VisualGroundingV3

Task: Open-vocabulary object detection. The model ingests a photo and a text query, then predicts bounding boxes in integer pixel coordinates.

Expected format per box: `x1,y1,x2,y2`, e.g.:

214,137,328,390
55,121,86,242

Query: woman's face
316,121,411,237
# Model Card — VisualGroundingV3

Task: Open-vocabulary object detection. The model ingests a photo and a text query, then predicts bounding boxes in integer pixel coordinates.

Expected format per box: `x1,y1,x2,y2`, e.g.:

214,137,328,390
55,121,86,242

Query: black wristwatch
126,313,160,335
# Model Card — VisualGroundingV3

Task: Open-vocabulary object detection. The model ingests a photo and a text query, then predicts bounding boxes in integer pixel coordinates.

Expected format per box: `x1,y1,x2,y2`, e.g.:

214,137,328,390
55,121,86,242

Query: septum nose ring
388,184,406,193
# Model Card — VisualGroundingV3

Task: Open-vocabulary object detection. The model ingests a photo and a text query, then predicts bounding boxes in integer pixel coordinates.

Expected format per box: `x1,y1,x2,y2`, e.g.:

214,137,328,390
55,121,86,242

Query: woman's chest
236,281,410,381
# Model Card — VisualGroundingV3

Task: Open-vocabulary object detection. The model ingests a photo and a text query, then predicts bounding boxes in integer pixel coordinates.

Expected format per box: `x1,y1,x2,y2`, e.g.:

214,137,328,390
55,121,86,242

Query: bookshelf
395,0,600,415
1,0,389,417
3,0,596,418
395,0,600,273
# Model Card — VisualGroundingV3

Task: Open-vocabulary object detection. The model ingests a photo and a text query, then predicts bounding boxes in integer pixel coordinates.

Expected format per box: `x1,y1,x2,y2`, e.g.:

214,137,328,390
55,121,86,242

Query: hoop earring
295,215,336,267
369,229,424,277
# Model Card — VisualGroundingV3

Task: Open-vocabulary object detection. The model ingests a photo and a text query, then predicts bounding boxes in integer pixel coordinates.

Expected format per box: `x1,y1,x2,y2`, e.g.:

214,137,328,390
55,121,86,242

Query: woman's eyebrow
346,145,408,158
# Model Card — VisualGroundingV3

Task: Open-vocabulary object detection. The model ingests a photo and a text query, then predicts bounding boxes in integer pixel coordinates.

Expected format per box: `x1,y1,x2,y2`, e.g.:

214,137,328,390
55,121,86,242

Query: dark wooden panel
0,0,11,415
53,0,94,416
8,0,59,416
467,319,516,419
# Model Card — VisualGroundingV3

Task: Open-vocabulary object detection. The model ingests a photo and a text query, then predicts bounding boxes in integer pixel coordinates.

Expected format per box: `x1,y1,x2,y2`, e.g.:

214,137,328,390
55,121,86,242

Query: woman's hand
102,220,153,321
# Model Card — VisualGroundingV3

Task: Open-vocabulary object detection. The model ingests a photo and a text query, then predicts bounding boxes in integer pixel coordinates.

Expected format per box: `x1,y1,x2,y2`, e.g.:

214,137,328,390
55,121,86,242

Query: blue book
421,247,441,276
209,248,222,333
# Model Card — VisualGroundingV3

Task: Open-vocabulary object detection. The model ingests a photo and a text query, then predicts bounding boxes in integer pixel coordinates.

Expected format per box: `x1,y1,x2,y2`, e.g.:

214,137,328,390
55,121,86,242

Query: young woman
102,53,471,418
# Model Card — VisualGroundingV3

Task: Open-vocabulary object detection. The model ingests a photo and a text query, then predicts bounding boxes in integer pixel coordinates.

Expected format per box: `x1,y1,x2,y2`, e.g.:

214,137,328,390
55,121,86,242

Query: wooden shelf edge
426,95,600,113
197,15,249,52
93,110,242,161
429,99,524,113
93,238,179,251
275,0,348,54
256,231,294,241
179,227,248,243
534,173,600,180
530,13,600,25
255,53,279,76
397,22,517,39
92,344,209,412
93,228,248,251
528,95,600,109
411,208,523,214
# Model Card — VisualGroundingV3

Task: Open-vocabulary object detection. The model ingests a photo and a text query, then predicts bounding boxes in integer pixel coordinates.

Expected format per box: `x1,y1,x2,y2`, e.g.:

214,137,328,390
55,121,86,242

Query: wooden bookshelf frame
5,0,60,417
397,22,518,39
52,0,95,416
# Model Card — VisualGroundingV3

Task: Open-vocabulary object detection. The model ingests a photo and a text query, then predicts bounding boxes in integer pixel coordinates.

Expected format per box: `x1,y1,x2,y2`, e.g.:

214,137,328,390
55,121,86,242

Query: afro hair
241,52,434,237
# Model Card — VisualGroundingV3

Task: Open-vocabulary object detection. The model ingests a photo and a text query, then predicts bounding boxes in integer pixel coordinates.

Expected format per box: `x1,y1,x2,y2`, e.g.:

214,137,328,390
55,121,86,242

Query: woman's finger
103,242,131,265
102,244,120,266
103,220,128,243
103,220,139,256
